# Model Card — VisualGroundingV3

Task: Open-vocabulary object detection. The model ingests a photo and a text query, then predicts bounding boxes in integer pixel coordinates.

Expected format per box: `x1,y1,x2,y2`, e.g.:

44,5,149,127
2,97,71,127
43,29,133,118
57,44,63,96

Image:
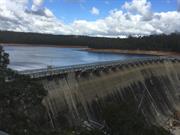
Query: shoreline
1,43,180,56
85,48,180,56
0,43,87,49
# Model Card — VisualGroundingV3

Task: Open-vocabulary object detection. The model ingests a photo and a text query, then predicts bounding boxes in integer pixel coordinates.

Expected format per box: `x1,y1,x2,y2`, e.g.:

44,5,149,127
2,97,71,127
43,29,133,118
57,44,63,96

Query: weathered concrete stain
38,59,180,128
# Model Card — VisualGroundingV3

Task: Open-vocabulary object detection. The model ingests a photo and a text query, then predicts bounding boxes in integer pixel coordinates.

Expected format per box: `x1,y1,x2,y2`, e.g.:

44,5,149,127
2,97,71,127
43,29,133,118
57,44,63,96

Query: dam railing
17,56,180,78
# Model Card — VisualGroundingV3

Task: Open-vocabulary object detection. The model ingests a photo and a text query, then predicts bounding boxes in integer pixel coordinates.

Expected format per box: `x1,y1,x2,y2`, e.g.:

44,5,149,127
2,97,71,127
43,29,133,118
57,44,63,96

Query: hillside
0,31,180,52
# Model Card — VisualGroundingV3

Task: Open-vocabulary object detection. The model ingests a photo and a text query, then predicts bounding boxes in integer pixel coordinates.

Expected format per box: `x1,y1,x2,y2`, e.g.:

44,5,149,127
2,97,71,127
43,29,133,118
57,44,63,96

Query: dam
18,56,180,130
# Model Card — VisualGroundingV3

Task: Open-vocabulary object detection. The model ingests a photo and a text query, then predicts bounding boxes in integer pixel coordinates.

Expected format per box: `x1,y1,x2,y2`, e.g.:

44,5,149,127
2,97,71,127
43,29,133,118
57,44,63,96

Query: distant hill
0,31,90,47
0,31,180,52
88,33,180,52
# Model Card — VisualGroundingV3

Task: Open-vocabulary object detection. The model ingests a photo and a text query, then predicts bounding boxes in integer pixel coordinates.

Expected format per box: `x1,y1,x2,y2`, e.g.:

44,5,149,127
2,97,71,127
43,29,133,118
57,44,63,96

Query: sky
0,0,180,37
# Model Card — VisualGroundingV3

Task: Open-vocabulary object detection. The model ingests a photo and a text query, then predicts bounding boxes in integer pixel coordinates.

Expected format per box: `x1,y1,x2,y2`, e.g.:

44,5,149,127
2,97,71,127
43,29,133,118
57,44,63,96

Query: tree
102,99,171,135
0,46,49,135
0,46,9,69
0,46,9,83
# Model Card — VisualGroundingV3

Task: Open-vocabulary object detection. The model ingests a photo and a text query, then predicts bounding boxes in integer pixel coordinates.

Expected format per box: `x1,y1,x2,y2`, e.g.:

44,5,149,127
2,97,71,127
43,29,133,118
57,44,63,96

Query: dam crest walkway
18,56,180,79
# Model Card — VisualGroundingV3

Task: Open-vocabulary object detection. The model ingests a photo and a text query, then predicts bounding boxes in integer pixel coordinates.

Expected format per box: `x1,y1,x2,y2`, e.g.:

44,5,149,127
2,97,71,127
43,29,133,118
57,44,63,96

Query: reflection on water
4,45,150,71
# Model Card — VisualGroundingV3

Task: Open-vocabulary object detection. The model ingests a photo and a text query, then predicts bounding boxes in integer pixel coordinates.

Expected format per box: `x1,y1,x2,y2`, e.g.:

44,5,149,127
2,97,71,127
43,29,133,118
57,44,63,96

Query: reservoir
3,45,151,71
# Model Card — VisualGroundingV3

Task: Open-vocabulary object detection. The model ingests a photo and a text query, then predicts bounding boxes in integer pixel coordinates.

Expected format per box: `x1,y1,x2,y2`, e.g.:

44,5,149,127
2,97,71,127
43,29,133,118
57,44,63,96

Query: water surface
3,45,151,71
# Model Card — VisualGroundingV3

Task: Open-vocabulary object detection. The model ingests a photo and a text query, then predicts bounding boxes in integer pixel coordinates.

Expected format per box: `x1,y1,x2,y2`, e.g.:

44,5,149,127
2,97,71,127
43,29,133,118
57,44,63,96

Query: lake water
3,45,151,71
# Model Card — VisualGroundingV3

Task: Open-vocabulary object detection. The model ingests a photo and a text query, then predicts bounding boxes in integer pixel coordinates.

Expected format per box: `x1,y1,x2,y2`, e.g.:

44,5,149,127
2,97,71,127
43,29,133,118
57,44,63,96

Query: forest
0,31,89,47
0,31,180,52
88,33,180,51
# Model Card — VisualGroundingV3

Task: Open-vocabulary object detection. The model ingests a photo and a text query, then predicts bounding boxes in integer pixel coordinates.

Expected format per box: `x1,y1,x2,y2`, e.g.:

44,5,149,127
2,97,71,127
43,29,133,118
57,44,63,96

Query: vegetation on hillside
66,97,172,135
0,31,89,47
0,46,50,135
0,46,9,69
88,33,180,51
0,31,180,52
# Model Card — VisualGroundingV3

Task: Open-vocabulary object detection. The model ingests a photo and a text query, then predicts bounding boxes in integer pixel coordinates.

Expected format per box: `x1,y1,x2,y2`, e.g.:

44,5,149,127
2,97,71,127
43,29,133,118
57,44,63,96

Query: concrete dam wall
39,59,180,127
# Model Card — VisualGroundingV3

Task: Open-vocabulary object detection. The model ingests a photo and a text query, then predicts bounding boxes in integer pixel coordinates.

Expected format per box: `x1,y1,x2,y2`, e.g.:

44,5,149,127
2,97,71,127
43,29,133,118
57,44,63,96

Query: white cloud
90,7,100,15
0,0,72,34
33,0,43,6
122,0,153,20
0,0,180,37
32,0,44,11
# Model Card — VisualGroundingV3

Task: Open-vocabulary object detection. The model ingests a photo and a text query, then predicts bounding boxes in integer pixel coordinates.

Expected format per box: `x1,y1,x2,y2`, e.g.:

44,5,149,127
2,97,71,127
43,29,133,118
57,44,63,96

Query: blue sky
43,0,178,23
0,0,180,37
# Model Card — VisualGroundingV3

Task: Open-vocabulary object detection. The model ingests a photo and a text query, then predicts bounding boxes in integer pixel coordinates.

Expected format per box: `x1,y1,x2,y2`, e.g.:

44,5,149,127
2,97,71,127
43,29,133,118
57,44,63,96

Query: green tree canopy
0,46,9,69
0,46,49,135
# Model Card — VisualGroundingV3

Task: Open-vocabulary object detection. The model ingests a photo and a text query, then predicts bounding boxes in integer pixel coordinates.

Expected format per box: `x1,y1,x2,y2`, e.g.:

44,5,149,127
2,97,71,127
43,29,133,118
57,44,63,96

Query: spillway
21,57,180,130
